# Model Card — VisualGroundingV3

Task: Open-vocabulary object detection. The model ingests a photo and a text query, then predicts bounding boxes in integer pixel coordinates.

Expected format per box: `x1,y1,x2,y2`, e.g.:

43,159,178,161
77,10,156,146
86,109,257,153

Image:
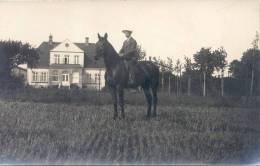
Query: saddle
123,59,150,87
123,59,137,86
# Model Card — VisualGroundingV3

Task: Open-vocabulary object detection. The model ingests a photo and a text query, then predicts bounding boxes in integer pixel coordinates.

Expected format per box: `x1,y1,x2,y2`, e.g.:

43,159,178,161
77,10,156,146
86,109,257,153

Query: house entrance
62,71,70,86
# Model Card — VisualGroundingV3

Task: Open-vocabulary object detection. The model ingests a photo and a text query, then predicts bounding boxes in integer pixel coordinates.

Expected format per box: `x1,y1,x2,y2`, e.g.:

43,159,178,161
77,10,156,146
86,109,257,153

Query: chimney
49,34,53,45
85,37,89,45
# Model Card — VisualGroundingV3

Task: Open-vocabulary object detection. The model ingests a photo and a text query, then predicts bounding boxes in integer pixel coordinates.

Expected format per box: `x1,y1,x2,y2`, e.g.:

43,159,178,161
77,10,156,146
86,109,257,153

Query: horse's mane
105,41,120,58
103,40,122,69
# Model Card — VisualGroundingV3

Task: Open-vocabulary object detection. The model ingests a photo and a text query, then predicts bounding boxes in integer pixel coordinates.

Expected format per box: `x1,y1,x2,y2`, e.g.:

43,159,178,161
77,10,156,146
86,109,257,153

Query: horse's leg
110,87,118,119
151,86,158,117
143,87,152,118
118,86,125,119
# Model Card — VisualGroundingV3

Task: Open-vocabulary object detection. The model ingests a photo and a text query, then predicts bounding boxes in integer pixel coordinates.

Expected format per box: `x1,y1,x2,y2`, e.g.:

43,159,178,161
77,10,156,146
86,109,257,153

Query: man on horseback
95,33,159,119
119,30,138,85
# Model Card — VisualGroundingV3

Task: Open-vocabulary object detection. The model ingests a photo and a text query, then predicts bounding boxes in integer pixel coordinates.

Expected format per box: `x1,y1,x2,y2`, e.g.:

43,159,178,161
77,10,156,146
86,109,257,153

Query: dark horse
95,33,159,119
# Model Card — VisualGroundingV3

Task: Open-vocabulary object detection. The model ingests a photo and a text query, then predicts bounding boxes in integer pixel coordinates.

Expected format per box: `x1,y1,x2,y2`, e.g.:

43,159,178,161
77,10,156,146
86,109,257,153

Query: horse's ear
98,33,101,40
104,33,108,40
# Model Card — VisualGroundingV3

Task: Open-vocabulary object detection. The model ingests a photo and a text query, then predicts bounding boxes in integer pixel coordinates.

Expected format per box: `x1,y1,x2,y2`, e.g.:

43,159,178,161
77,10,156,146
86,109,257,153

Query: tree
159,58,168,92
229,60,242,78
241,49,260,96
184,56,193,96
166,57,174,95
193,47,215,96
213,47,227,96
0,40,39,81
152,56,166,91
174,59,182,96
136,45,146,60
249,32,259,96
228,32,260,96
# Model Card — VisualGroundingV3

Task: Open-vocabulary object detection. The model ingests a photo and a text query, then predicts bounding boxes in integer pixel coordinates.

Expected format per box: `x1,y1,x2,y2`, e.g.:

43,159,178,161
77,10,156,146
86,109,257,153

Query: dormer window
64,55,69,64
54,54,60,64
74,55,79,64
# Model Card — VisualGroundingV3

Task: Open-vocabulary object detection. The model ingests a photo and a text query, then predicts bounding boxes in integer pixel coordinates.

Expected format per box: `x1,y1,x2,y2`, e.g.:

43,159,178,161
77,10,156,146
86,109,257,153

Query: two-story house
27,35,106,90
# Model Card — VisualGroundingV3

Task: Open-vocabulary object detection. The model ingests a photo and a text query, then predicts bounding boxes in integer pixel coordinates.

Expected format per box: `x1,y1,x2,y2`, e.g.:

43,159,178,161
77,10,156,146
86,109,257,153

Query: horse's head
95,33,108,60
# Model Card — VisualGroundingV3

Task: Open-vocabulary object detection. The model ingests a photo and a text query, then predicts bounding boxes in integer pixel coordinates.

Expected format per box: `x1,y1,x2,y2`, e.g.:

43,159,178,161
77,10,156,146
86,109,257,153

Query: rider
119,29,138,85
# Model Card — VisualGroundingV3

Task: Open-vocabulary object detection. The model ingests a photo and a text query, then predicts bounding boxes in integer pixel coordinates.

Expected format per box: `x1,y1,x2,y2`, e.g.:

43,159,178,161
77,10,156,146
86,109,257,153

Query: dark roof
75,43,105,68
35,41,105,68
36,42,59,68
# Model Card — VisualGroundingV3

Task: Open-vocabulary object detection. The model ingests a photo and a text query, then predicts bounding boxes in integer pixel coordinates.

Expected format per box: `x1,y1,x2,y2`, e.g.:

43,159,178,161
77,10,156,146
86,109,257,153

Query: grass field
0,89,259,164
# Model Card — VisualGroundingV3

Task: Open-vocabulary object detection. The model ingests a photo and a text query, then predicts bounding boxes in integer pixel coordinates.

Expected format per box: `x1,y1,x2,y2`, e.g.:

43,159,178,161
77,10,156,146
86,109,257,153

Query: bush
0,76,24,90
0,87,259,108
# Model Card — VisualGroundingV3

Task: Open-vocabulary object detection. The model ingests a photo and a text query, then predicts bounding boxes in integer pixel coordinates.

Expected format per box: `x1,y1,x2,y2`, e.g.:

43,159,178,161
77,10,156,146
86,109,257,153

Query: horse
94,33,159,119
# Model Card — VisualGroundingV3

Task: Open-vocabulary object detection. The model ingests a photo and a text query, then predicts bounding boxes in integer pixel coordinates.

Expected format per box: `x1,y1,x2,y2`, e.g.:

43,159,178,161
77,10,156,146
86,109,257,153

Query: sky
0,0,259,63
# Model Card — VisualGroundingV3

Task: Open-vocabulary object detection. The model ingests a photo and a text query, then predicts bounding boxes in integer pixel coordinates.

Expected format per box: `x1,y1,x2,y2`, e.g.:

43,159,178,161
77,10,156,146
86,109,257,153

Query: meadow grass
0,94,259,164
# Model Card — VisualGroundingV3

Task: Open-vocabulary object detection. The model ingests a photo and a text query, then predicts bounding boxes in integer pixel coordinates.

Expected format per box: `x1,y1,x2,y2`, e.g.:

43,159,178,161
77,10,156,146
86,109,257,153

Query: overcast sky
0,0,259,63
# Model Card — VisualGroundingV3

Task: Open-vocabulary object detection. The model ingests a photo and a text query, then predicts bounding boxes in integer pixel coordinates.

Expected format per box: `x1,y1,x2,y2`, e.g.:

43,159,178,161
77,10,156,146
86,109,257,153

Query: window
32,71,48,82
52,70,59,81
54,54,60,64
94,73,100,84
64,55,69,64
85,73,91,83
74,55,79,64
62,75,68,82
40,72,47,82
32,72,38,82
62,71,69,82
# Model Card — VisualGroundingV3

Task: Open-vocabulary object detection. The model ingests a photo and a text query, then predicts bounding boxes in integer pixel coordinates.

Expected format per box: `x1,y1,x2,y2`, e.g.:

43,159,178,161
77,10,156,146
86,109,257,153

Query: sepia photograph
0,0,259,165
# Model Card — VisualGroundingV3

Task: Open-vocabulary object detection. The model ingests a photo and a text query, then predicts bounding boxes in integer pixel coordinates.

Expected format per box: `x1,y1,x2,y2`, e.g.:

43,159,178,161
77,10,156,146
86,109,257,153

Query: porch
49,64,83,88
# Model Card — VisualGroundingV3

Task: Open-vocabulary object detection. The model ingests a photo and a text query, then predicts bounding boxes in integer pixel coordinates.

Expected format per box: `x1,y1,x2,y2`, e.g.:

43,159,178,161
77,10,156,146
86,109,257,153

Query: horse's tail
151,63,160,90
139,61,160,90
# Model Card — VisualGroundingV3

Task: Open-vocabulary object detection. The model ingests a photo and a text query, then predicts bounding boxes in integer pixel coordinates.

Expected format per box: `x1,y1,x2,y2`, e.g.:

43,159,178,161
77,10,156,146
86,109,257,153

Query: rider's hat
122,30,132,34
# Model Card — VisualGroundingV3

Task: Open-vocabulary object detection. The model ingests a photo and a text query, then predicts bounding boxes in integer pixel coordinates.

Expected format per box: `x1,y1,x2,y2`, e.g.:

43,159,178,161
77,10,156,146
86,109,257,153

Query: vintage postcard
0,0,259,165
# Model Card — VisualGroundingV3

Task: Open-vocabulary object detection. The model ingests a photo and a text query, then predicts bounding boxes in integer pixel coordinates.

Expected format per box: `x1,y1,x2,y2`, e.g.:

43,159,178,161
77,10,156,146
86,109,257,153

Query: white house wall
27,68,106,90
50,52,84,67
83,68,106,90
27,68,49,87
50,39,84,67
51,39,83,52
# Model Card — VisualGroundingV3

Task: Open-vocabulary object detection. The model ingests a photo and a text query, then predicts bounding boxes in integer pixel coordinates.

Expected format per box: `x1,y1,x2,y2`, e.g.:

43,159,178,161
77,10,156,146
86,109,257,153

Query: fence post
221,70,224,97
176,75,179,96
250,69,254,96
168,75,171,95
178,65,182,96
203,71,206,97
188,75,191,96
161,72,164,92
98,69,101,91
